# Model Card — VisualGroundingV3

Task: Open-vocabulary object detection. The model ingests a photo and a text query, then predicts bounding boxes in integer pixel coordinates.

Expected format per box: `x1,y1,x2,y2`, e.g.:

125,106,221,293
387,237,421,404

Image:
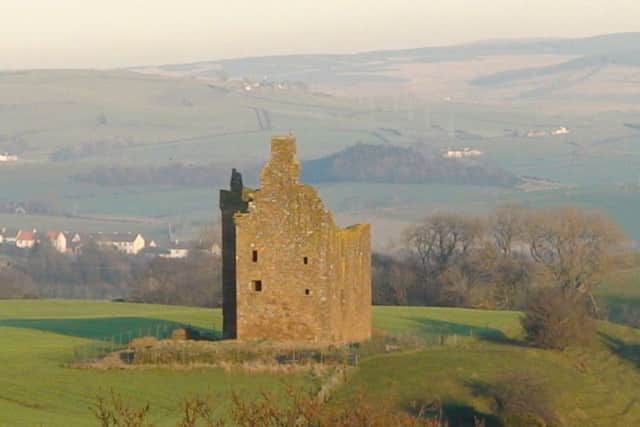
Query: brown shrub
474,371,559,427
128,336,158,351
521,287,595,350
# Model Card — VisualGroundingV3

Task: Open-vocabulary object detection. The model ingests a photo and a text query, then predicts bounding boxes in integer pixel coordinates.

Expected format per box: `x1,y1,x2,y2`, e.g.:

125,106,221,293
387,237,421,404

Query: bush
471,371,558,427
521,287,595,350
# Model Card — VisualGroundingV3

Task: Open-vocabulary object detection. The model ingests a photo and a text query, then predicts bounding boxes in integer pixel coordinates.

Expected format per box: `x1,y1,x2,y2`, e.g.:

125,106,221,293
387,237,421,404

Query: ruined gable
220,135,371,343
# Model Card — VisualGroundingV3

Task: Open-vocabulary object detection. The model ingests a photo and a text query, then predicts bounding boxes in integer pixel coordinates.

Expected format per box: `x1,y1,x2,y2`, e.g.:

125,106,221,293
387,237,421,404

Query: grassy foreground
0,300,639,426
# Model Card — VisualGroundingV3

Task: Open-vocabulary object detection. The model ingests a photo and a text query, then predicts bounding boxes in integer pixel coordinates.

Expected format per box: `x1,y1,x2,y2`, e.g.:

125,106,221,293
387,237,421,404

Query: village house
44,230,67,253
64,232,85,255
443,147,483,159
92,232,146,255
159,242,191,259
0,228,18,245
0,152,18,162
15,229,37,249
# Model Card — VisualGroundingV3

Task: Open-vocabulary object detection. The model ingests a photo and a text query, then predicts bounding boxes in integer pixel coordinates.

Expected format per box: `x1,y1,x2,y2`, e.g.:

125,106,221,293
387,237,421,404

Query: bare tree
524,206,626,314
404,213,483,278
404,213,483,303
490,204,525,256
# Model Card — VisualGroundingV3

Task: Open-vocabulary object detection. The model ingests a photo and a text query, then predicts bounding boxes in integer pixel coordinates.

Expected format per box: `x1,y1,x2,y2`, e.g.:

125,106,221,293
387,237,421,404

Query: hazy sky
2,0,639,69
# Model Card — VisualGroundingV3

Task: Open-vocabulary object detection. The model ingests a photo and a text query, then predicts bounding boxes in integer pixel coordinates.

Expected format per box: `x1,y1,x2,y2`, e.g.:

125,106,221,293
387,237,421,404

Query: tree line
373,204,629,349
374,205,626,312
0,242,221,307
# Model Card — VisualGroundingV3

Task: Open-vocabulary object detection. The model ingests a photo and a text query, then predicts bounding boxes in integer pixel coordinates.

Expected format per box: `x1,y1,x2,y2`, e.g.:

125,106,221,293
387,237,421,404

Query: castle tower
219,168,250,339
219,135,371,343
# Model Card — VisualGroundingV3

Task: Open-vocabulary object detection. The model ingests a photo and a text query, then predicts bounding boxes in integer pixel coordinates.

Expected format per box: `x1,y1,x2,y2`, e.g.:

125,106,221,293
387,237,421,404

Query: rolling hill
1,300,640,426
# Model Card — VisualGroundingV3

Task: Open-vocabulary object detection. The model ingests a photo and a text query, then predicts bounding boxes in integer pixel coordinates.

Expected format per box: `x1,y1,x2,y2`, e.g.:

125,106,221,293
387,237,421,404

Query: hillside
1,300,640,426
302,143,521,187
135,33,640,111
2,60,640,247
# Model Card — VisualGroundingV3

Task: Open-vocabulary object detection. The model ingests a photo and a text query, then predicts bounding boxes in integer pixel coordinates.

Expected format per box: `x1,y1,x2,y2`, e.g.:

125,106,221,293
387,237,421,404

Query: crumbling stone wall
220,135,371,343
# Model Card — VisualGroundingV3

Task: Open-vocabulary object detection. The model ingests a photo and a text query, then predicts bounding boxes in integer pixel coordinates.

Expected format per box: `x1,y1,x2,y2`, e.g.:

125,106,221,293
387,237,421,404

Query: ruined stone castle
220,135,371,343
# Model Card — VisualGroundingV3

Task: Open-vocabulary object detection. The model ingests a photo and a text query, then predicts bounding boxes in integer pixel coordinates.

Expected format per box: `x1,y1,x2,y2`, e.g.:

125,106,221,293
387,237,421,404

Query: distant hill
133,32,640,111
471,50,640,87
137,33,640,84
301,144,521,187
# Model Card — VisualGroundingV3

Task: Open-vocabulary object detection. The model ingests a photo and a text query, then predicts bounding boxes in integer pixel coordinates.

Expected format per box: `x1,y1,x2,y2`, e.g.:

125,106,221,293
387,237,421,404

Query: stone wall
220,135,371,343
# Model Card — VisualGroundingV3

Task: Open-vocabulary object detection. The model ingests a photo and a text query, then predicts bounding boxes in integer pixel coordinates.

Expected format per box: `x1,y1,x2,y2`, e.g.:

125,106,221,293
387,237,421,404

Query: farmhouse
44,230,67,253
0,228,18,245
159,243,191,259
92,232,146,255
220,135,371,343
443,147,483,159
16,229,37,249
0,152,18,162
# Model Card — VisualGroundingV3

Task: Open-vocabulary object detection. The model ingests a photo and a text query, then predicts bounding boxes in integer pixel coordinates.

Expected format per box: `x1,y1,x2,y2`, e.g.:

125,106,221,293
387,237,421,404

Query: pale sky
2,0,639,69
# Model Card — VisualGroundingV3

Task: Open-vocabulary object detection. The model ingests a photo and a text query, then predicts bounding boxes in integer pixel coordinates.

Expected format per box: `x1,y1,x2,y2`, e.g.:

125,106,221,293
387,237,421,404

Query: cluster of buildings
442,147,484,159
0,152,18,162
0,228,212,259
526,127,571,138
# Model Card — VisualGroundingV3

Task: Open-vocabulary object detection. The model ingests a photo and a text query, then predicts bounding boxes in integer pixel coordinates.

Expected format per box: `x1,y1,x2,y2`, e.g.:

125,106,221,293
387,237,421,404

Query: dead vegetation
74,328,427,373
92,386,475,427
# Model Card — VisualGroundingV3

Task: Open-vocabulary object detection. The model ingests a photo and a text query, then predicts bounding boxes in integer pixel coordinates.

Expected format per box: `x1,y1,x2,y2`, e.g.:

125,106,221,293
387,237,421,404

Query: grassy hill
1,300,640,426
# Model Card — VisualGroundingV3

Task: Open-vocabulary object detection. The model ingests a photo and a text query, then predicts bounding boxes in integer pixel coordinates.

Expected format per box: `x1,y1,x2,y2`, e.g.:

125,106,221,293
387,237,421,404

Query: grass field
1,300,640,426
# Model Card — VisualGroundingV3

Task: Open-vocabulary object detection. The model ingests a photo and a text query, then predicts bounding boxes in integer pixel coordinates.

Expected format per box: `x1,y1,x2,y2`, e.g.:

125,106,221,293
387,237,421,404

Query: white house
0,153,18,162
159,242,190,259
443,148,483,159
16,229,36,249
45,230,67,253
93,232,146,255
210,242,221,256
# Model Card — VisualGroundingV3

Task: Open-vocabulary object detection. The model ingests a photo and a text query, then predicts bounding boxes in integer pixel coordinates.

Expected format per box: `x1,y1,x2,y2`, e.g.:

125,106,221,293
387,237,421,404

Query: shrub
521,287,595,350
471,372,558,427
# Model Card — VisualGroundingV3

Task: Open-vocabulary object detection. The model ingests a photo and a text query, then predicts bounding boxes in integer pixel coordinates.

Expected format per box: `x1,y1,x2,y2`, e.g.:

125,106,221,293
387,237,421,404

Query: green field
1,300,640,426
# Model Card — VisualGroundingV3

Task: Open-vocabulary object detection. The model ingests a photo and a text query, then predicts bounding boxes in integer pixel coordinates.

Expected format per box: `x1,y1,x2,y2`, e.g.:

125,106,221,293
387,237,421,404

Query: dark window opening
252,280,263,292
252,250,258,262
305,289,311,295
303,257,308,265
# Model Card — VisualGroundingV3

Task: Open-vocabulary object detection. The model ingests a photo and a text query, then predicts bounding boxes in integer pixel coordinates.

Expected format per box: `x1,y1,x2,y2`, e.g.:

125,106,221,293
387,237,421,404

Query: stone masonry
219,135,371,343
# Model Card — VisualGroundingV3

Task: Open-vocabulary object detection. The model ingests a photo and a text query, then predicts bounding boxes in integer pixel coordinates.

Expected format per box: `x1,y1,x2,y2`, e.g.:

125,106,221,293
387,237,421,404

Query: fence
71,323,493,368
72,322,217,363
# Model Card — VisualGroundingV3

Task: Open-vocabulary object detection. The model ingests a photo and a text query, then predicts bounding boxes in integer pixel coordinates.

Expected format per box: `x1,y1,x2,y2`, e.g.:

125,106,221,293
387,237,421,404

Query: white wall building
45,230,67,253
94,233,146,255
443,148,483,159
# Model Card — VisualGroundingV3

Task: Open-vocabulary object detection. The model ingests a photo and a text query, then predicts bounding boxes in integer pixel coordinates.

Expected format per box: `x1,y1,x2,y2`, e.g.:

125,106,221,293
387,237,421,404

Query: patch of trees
301,143,521,187
374,205,626,312
70,144,520,190
0,242,221,307
373,204,627,349
72,163,260,188
129,251,222,307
